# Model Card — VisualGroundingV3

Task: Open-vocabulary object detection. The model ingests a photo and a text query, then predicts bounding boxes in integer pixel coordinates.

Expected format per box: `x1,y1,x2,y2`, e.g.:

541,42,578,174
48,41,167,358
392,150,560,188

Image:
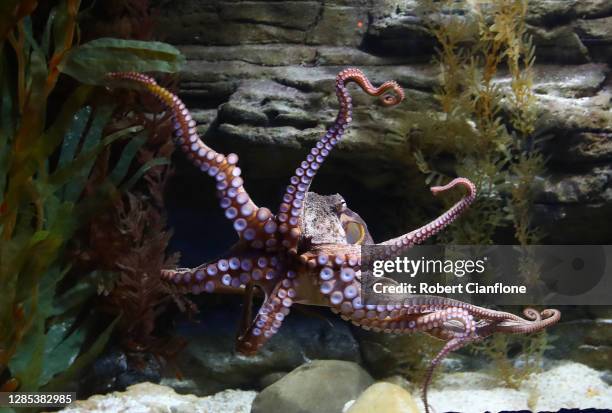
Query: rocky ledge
157,0,612,245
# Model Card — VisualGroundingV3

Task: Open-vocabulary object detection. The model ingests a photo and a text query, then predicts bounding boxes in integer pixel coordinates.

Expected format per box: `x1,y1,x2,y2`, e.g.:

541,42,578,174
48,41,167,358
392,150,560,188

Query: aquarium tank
1,0,611,412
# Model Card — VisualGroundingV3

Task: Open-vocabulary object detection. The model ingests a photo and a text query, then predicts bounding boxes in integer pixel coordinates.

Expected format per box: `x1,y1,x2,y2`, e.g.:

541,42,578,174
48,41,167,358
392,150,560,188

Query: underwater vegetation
0,0,183,395
407,0,551,389
414,0,543,245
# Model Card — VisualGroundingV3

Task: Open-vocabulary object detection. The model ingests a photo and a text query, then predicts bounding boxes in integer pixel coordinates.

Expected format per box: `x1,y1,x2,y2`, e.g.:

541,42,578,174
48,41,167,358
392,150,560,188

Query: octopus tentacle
491,308,561,334
106,72,276,248
378,177,476,256
278,68,404,255
316,268,483,335
422,337,472,413
161,255,281,294
236,273,297,355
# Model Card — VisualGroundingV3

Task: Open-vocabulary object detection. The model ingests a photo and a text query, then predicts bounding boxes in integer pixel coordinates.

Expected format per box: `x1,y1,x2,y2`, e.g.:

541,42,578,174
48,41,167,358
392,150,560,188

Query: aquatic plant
470,329,554,389
0,0,183,393
412,0,550,388
73,95,191,358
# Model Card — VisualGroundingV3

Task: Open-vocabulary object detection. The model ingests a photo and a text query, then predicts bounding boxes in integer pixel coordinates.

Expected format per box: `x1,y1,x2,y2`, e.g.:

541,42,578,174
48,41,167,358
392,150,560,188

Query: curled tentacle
341,68,404,106
522,307,542,322
277,68,404,254
377,177,476,257
106,72,277,248
492,308,561,334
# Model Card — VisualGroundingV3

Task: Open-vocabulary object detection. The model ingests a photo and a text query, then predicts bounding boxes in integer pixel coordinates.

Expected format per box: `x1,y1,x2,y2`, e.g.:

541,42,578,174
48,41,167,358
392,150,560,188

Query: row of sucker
236,272,297,354
314,265,477,335
278,68,405,255
161,255,281,294
300,250,361,270
106,72,279,250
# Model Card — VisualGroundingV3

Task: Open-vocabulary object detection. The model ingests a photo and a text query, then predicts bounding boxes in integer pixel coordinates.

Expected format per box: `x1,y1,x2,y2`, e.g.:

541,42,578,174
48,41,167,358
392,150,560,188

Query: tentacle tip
430,177,477,198
379,82,405,106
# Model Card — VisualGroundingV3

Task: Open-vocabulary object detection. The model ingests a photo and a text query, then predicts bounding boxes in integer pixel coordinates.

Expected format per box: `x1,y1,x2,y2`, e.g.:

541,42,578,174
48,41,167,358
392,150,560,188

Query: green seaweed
0,1,183,398
407,0,550,387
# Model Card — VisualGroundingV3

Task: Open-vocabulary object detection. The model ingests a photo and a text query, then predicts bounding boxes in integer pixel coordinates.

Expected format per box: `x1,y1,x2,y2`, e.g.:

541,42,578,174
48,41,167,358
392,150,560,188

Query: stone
364,14,436,57
307,5,369,47
575,16,612,60
177,45,318,66
381,374,414,391
179,61,437,97
545,319,612,371
315,46,413,66
219,102,270,127
217,79,319,129
79,349,162,397
163,304,361,396
251,360,374,413
527,63,609,98
534,166,612,204
54,382,256,413
528,24,591,64
179,80,238,105
549,132,612,163
576,16,612,42
156,0,612,260
345,382,420,413
534,202,612,244
526,0,575,25
157,9,305,45
218,2,322,31
258,371,288,389
568,345,612,371
533,94,612,134
574,0,612,18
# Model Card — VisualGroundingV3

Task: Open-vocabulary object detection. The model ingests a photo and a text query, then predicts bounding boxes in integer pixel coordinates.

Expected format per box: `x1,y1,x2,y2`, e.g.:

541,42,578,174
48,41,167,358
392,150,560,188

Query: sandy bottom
418,362,612,413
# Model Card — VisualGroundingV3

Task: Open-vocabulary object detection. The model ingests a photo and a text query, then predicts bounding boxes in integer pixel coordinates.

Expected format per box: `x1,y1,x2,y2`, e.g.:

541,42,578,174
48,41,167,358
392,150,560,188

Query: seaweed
73,93,192,361
0,0,183,396
409,0,550,387
469,330,555,389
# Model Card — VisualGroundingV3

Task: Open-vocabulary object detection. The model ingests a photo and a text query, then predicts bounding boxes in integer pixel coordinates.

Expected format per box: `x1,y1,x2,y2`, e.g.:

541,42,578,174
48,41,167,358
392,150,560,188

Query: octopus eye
335,200,347,213
344,221,366,245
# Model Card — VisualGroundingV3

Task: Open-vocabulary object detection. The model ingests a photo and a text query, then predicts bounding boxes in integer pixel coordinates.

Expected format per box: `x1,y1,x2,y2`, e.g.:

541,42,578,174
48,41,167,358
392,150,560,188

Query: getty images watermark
360,245,612,305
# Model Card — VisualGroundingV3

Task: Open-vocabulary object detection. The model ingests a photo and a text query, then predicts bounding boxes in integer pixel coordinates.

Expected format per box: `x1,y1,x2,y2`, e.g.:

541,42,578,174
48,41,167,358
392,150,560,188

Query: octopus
107,68,560,413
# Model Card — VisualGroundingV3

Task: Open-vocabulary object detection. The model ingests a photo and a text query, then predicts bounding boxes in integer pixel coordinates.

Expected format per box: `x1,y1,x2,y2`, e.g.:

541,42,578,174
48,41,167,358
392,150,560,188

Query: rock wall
155,0,612,262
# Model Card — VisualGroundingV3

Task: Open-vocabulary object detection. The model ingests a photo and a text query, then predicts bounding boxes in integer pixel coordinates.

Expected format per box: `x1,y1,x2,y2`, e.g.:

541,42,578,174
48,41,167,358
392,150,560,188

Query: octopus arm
236,274,297,355
378,177,477,257
106,72,276,247
161,256,279,294
276,68,404,255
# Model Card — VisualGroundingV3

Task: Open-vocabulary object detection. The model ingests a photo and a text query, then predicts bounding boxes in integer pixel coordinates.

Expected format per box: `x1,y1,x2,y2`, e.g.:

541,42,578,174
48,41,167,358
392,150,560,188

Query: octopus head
299,192,373,249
